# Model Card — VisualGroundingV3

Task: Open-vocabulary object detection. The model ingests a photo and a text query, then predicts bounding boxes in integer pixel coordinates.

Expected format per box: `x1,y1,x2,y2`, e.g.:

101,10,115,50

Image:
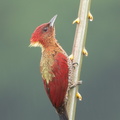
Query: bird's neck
40,45,59,84
40,36,56,48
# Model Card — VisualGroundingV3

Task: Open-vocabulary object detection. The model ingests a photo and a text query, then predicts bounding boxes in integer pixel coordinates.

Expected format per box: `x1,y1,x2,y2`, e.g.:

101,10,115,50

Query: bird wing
43,52,69,108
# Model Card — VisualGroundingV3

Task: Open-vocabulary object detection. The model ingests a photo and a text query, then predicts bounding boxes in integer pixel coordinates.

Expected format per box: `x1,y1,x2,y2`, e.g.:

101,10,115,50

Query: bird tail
56,105,69,120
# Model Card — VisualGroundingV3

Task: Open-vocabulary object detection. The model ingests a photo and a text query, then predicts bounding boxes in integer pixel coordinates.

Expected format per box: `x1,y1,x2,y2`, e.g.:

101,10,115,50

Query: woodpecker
29,15,73,120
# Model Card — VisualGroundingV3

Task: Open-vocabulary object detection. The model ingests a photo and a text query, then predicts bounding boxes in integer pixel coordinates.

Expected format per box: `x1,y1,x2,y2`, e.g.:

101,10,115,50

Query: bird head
29,15,57,48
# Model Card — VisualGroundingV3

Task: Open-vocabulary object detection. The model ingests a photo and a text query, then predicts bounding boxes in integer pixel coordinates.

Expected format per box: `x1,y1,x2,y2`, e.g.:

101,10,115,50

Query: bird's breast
40,54,55,84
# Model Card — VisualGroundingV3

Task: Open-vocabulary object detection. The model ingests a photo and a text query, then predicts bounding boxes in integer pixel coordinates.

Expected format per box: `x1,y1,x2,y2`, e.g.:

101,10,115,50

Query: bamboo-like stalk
66,0,92,120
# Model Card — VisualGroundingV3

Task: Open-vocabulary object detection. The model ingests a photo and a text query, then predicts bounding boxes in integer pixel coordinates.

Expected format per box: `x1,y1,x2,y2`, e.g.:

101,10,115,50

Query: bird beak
49,15,57,27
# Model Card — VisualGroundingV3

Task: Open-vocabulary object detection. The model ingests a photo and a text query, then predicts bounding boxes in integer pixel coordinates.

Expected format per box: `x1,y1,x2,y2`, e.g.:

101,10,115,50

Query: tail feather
56,105,68,120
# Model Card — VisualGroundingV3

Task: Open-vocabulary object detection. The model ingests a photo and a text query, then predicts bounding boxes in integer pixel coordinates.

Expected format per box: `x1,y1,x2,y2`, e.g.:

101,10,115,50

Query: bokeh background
0,0,120,120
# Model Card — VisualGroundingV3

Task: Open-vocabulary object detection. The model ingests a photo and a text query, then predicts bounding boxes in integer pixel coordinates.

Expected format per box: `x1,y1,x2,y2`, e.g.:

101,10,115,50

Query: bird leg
69,54,79,69
69,80,82,89
72,62,78,69
68,54,82,101
65,80,82,104
67,81,83,101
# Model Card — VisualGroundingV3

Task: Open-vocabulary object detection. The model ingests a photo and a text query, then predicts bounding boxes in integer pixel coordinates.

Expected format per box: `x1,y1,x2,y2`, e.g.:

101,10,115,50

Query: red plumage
30,15,72,120
43,52,68,108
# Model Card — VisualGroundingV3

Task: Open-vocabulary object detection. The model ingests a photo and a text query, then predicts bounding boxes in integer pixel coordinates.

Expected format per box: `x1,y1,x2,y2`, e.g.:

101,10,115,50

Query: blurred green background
0,0,120,120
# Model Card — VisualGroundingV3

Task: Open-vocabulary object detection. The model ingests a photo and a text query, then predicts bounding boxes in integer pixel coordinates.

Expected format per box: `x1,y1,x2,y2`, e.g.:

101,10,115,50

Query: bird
29,15,73,120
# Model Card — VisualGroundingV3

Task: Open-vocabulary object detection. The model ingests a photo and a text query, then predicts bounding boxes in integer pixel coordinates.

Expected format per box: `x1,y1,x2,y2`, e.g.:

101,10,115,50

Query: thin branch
66,0,92,120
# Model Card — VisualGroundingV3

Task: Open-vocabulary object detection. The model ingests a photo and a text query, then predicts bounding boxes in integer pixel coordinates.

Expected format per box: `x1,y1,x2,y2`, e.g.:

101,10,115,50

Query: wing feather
43,52,69,108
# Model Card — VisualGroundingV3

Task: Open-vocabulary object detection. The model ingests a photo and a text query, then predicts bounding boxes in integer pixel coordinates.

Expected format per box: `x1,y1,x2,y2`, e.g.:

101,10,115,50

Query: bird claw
82,48,88,56
88,11,93,21
72,62,78,69
69,54,78,69
76,92,82,101
72,17,80,24
69,80,82,89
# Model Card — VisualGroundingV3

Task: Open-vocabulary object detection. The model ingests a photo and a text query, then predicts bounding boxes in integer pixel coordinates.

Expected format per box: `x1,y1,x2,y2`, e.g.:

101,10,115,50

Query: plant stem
66,0,92,120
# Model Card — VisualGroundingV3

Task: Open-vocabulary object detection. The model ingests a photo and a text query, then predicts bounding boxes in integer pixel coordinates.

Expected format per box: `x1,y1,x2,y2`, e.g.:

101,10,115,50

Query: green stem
66,0,92,120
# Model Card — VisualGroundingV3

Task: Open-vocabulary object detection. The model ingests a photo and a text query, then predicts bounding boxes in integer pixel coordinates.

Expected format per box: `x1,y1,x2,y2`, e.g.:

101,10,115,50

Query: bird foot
82,48,88,56
88,11,93,21
69,54,78,69
65,81,82,104
76,92,82,101
69,80,82,89
72,62,78,69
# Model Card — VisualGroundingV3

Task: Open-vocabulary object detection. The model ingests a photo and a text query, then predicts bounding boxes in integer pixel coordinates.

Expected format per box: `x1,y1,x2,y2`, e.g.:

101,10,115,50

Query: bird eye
43,27,48,32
